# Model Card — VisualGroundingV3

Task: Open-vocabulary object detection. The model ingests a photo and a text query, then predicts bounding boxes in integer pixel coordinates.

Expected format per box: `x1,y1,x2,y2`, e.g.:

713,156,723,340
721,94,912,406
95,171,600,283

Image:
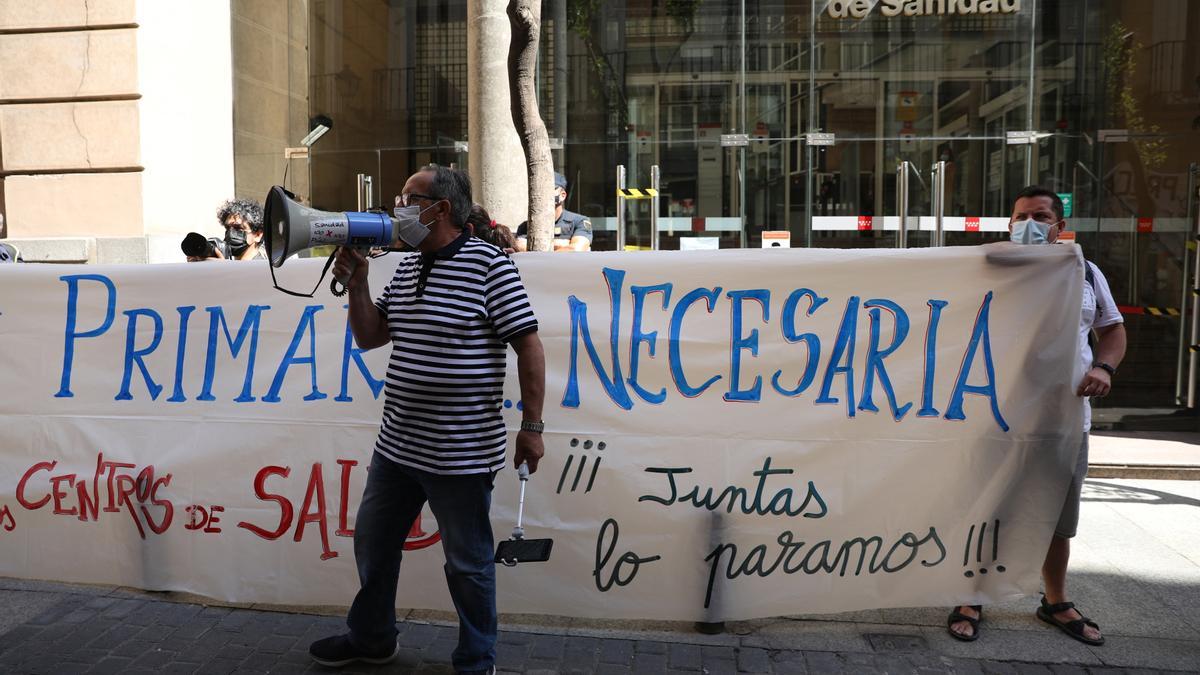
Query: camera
181,232,228,260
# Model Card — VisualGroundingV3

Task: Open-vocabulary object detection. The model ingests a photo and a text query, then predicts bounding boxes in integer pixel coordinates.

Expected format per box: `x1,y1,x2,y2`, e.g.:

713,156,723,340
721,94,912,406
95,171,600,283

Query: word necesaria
561,267,1009,432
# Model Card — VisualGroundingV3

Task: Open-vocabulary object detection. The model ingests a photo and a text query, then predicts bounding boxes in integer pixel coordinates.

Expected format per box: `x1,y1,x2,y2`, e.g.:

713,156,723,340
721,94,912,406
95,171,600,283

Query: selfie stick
511,461,529,540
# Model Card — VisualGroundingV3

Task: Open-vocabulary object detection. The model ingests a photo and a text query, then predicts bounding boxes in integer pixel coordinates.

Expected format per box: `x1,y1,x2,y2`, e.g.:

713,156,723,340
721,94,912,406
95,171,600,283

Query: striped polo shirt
371,231,538,475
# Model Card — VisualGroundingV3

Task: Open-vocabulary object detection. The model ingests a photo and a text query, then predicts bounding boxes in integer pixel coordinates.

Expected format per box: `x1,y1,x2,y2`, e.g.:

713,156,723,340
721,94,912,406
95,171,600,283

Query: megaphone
263,185,396,268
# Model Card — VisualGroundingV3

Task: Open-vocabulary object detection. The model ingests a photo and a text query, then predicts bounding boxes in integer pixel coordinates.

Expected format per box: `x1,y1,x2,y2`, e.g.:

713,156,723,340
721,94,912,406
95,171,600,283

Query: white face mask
1010,218,1054,245
393,203,437,248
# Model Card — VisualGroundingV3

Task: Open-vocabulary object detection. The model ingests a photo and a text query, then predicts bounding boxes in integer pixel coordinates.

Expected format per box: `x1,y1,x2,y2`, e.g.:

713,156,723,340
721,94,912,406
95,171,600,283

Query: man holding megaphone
308,165,546,675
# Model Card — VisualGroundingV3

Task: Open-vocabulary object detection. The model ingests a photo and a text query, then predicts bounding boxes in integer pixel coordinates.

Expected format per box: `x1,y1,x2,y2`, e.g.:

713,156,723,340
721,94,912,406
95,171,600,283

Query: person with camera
180,198,267,262
218,198,267,261
309,165,546,675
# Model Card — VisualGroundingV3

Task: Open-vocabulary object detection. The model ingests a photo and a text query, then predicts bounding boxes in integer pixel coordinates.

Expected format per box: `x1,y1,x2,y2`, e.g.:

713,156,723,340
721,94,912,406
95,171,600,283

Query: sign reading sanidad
827,0,1022,19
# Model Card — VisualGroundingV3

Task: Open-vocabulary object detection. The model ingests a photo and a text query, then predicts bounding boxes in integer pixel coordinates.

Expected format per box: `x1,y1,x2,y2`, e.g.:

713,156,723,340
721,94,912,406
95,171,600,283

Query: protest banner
0,244,1083,621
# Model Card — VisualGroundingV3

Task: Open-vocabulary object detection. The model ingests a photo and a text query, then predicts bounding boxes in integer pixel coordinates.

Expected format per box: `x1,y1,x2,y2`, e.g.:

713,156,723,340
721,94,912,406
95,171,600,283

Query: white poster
0,244,1084,621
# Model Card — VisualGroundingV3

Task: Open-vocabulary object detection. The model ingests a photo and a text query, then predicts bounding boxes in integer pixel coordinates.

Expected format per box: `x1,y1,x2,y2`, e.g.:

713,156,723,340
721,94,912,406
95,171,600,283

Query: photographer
217,198,267,261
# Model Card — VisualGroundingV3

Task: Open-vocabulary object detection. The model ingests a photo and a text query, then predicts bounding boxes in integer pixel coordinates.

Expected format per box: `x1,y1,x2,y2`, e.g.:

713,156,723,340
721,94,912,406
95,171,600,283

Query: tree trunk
508,0,554,252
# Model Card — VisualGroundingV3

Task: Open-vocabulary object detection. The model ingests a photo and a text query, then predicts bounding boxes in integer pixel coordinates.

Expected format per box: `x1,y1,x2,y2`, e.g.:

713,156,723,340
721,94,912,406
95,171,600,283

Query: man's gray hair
422,165,472,228
217,198,265,233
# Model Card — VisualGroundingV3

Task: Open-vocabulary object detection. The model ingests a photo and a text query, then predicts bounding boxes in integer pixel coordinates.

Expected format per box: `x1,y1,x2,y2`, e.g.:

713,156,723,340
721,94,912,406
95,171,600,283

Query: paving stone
668,642,702,670
194,658,243,675
700,657,739,675
737,646,771,673
238,651,283,671
273,614,314,637
702,644,737,661
255,634,296,654
632,651,667,673
160,663,201,675
28,600,76,625
1012,665,1054,675
136,623,178,642
398,622,441,648
595,664,634,675
62,607,100,623
496,640,531,669
940,658,986,675
562,637,600,670
129,647,178,669
86,656,135,674
198,607,233,619
84,596,120,610
635,639,668,654
155,603,204,627
529,634,565,660
598,638,634,665
770,650,809,675
498,630,535,646
804,651,844,674
112,639,157,658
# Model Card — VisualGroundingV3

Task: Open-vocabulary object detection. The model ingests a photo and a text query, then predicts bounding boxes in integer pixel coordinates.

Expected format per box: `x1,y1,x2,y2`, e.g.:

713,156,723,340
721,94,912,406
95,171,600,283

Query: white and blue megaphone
263,185,398,268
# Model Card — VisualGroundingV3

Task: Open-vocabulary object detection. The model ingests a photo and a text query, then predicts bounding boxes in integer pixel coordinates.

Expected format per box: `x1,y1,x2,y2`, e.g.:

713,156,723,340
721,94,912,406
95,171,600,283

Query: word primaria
53,274,384,403
703,527,947,609
562,267,1009,431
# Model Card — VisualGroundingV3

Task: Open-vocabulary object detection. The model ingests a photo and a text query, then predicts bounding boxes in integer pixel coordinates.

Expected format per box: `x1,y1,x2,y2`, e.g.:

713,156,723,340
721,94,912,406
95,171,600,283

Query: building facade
2,0,1198,408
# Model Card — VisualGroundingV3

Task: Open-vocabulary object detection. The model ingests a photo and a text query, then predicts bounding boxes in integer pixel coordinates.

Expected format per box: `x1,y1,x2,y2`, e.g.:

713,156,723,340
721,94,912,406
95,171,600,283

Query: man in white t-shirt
948,186,1126,646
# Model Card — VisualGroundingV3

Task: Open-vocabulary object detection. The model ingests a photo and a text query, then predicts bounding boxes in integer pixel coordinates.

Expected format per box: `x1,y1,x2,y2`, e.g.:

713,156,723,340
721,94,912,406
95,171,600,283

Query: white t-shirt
1079,261,1123,431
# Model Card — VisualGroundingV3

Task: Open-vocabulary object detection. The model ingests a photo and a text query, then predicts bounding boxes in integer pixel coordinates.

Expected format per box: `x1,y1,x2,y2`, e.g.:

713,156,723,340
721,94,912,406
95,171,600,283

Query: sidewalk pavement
1,436,1198,674
1089,431,1200,479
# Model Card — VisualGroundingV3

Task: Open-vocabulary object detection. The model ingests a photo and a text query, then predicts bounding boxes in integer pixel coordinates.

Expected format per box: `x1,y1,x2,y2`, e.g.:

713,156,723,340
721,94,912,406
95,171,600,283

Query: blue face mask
1010,218,1053,245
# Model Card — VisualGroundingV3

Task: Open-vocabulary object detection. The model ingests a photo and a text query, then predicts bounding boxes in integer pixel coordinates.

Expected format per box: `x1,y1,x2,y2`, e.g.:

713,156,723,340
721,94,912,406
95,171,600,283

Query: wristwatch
1093,361,1117,376
520,420,545,434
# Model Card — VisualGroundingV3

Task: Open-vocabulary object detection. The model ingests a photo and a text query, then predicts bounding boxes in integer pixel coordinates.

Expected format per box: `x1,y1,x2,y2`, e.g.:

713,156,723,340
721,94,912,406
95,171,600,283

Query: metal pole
616,165,627,251
651,164,660,251
932,161,946,247
1189,177,1200,408
805,4,816,248
897,161,910,248
738,0,747,250
356,173,367,211
1177,164,1197,404
364,175,374,210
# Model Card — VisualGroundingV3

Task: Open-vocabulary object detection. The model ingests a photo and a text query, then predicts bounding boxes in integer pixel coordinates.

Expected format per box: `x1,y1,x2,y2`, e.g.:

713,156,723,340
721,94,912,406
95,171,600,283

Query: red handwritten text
15,452,173,538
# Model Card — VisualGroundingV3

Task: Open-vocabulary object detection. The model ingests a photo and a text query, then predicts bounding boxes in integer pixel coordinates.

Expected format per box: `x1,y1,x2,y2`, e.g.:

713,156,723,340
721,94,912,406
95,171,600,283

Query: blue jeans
347,452,497,671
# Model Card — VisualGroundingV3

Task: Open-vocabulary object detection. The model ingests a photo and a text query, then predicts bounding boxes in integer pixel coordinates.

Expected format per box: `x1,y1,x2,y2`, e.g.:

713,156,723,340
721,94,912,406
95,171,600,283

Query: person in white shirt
947,186,1126,646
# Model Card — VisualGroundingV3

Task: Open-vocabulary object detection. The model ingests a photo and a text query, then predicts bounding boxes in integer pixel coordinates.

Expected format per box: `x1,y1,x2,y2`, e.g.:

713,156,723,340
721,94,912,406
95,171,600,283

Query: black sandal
946,605,982,642
1037,597,1105,646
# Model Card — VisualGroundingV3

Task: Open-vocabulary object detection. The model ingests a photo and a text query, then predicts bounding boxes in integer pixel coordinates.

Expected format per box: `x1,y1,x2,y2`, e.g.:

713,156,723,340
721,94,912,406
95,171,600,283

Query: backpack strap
1084,261,1103,315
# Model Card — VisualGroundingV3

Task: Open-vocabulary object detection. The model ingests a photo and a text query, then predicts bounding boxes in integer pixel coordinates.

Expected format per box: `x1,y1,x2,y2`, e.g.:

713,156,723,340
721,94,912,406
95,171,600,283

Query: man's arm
510,331,546,473
333,247,391,350
1077,323,1127,397
555,235,591,251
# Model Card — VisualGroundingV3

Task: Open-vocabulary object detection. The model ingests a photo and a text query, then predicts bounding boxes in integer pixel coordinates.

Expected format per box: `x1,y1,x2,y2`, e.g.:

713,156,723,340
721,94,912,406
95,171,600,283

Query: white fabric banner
0,244,1084,621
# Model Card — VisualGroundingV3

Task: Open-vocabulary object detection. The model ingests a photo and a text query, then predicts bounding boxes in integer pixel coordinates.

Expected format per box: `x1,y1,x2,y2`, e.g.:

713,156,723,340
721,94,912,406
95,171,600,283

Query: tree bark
508,0,554,252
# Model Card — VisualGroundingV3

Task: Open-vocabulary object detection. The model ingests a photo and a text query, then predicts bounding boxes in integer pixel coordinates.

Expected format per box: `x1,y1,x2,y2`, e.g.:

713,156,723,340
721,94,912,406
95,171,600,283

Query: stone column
467,0,527,228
